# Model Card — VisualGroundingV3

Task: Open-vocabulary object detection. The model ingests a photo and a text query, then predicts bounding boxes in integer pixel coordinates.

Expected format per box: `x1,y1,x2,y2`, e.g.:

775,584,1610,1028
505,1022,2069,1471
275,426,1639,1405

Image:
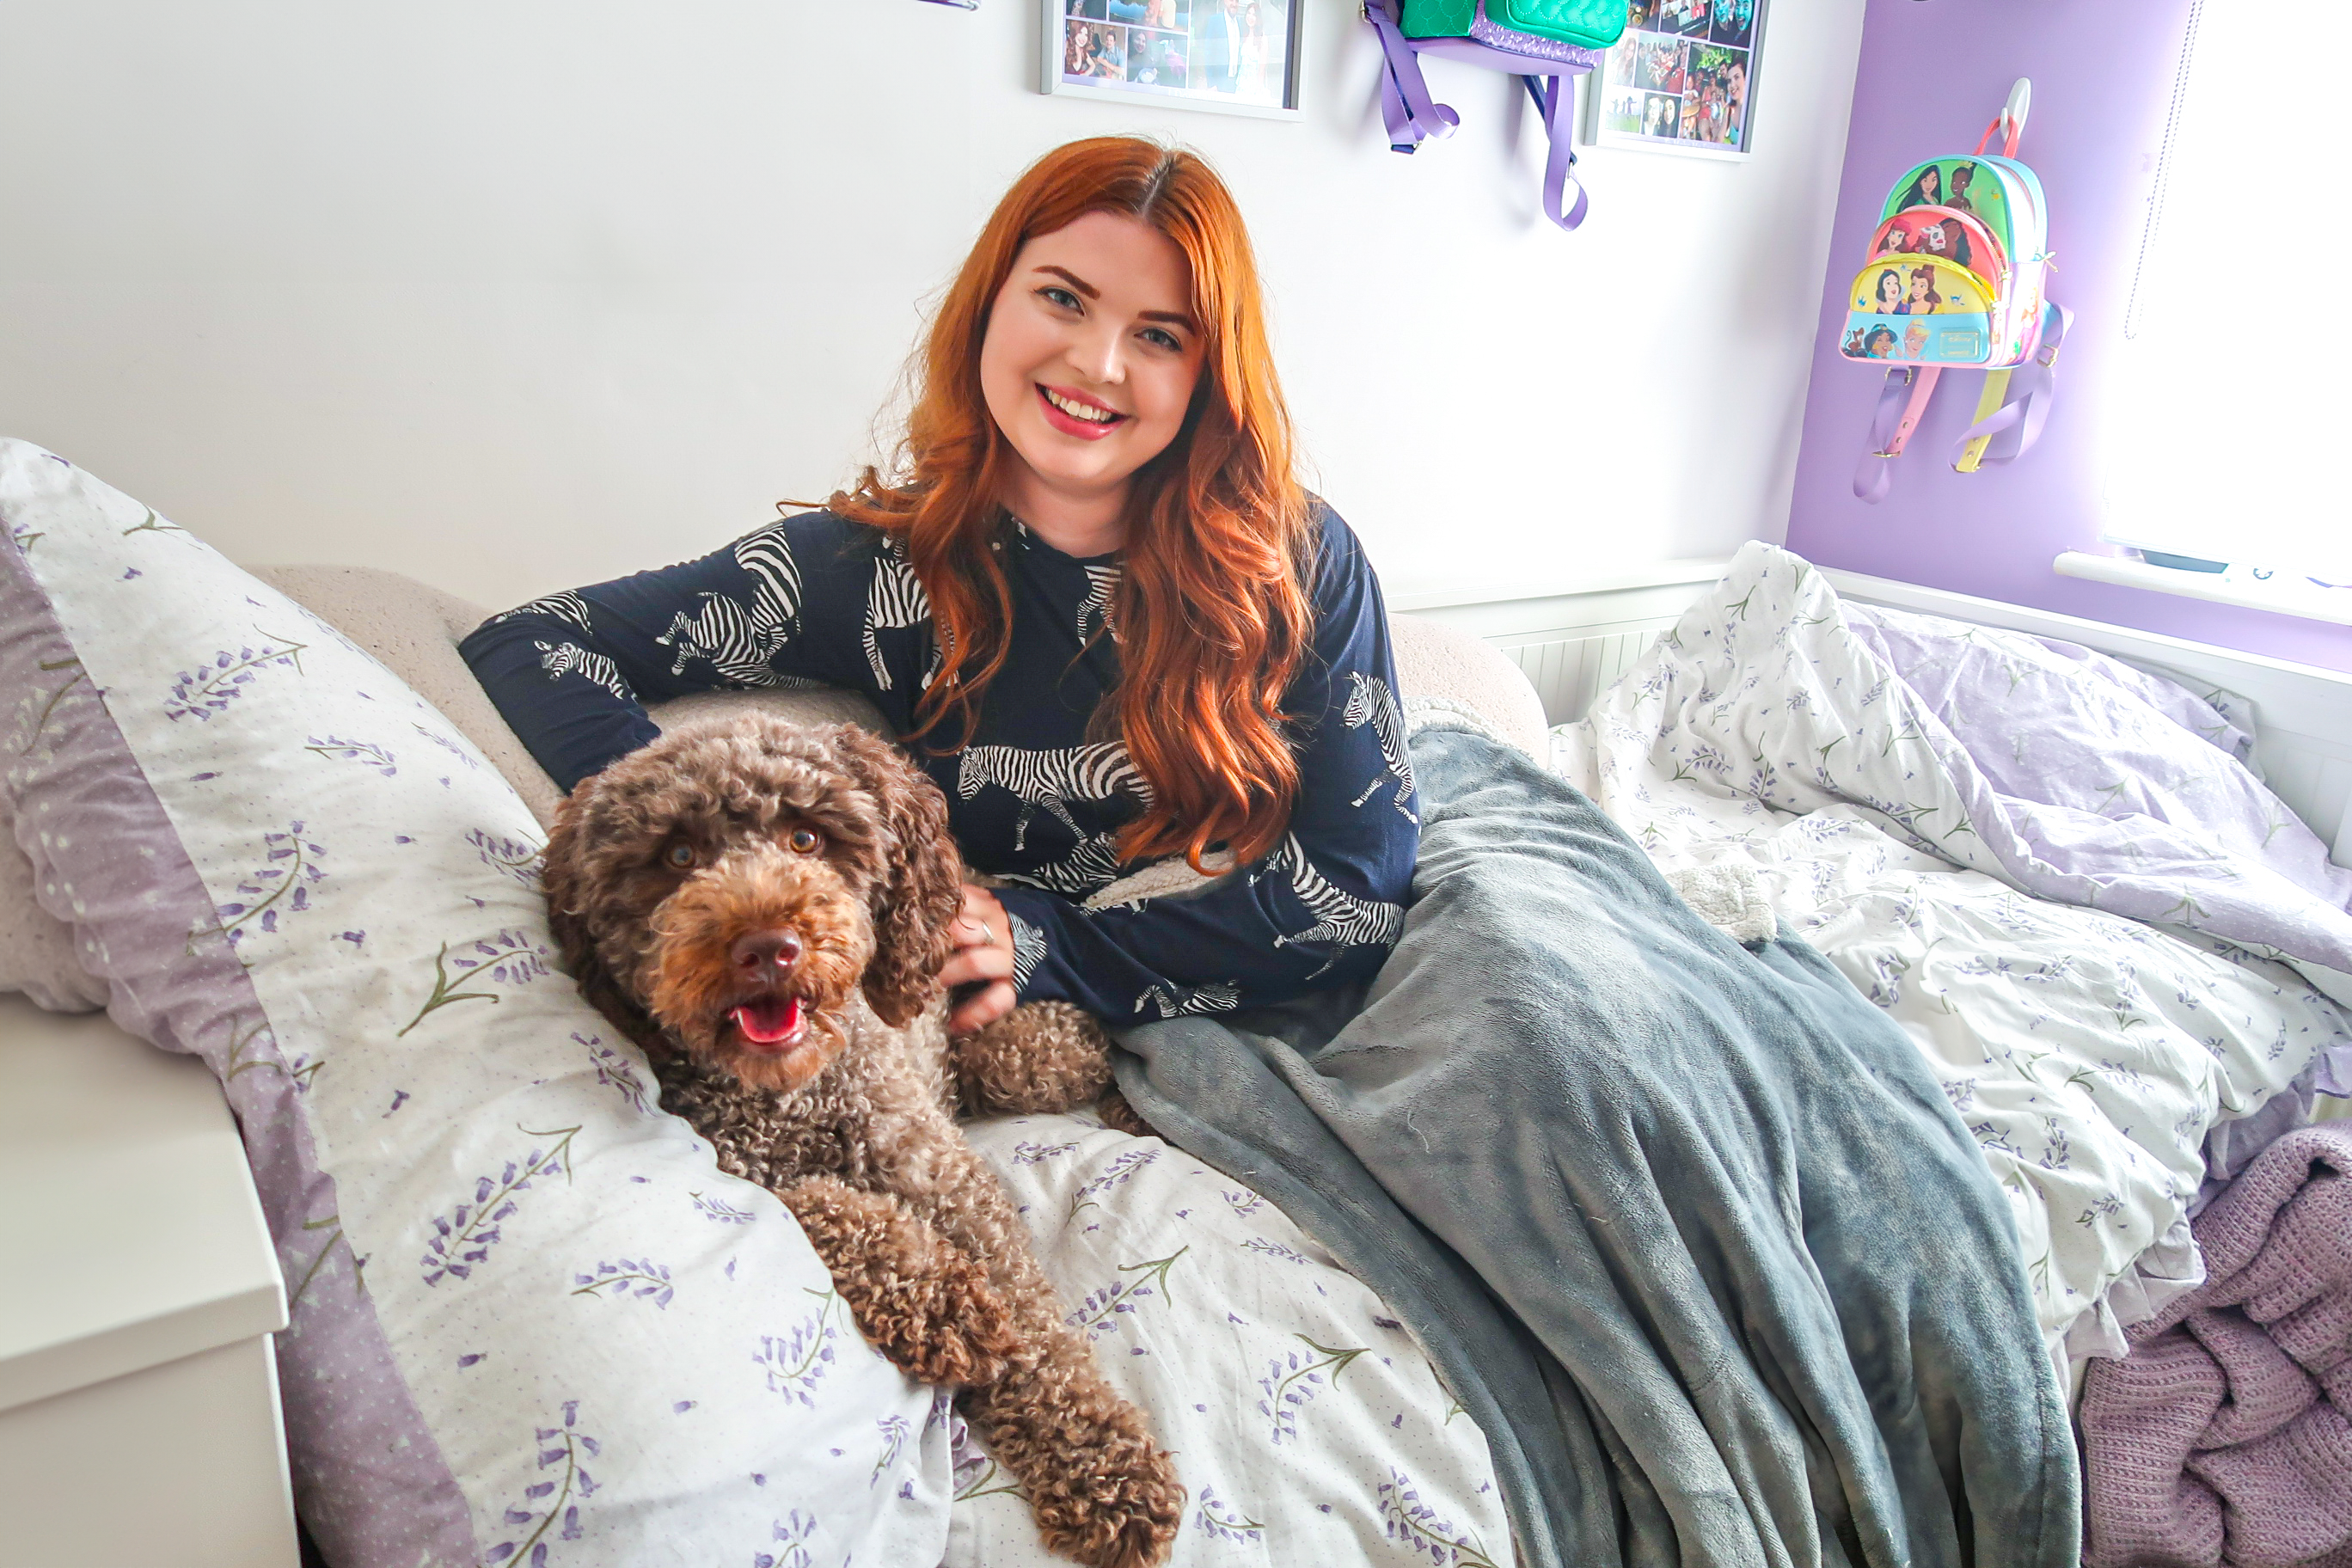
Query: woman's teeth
1044,389,1121,424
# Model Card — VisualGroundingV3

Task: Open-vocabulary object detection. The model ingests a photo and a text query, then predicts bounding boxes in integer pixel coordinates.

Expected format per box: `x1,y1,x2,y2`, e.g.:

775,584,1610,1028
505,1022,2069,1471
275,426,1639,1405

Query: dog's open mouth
725,995,807,1053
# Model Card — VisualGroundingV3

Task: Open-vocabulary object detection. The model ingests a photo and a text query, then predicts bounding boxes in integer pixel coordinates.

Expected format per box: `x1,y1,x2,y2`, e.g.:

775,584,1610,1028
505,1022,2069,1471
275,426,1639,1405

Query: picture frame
1040,0,1303,122
1579,0,1765,162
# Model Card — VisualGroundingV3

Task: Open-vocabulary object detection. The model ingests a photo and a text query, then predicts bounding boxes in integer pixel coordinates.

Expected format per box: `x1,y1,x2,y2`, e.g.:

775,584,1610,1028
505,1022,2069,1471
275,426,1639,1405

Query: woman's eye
664,842,695,869
1139,327,1182,352
787,827,821,854
1039,286,1081,311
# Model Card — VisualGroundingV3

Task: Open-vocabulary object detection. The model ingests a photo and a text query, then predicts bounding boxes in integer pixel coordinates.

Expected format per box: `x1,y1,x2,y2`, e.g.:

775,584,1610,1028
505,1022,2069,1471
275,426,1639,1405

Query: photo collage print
1596,0,1756,150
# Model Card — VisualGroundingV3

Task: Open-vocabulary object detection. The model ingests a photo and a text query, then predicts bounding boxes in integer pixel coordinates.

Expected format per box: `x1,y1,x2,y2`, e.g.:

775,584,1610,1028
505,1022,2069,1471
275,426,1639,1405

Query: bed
6,439,2349,1566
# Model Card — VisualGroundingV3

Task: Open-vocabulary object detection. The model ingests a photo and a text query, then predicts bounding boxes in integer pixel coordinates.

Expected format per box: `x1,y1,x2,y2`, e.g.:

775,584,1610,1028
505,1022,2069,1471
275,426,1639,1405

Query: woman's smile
1037,382,1130,438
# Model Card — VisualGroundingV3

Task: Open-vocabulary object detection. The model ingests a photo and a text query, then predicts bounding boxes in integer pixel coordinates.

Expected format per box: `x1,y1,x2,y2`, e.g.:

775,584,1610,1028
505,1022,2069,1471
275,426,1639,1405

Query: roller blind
2099,0,2352,582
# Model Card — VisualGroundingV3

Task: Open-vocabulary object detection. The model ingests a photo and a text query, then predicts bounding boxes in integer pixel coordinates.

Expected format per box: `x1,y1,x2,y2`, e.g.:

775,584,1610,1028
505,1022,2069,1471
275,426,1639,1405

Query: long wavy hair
828,137,1314,872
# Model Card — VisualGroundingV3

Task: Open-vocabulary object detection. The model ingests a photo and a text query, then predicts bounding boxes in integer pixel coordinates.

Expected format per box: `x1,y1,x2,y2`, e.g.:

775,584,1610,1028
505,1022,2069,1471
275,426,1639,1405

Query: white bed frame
1399,560,2352,867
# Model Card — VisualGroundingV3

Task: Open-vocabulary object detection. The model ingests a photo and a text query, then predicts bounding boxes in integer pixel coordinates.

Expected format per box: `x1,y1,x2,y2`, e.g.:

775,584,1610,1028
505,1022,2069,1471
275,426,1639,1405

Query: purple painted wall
1783,0,2352,675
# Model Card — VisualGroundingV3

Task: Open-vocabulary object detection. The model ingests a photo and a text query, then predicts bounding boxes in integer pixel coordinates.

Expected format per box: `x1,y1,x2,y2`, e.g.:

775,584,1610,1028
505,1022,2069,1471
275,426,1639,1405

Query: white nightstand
0,995,297,1566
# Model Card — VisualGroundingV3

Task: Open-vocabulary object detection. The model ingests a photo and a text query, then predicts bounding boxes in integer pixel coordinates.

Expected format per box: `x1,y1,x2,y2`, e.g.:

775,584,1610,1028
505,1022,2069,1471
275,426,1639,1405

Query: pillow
0,805,105,1012
1390,615,1548,762
0,440,952,1567
1841,599,2352,917
250,565,573,829
247,566,897,826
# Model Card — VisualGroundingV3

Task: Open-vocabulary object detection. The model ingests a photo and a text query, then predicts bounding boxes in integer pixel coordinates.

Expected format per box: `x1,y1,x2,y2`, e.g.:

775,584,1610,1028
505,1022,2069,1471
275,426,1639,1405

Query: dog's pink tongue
732,996,803,1045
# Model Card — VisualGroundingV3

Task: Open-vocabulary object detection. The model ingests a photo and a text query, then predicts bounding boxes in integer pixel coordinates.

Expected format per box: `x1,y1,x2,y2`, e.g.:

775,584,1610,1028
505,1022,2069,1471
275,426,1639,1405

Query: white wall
0,0,1864,610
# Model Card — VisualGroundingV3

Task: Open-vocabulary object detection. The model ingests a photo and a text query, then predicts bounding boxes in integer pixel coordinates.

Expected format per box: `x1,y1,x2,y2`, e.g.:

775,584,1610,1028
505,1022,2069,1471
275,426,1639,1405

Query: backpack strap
1947,303,2073,471
1520,73,1589,230
1853,365,1944,504
1364,0,1461,150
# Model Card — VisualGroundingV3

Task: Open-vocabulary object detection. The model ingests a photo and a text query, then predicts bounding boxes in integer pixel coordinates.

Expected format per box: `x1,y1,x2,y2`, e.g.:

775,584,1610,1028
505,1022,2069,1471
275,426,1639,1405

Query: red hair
827,137,1314,872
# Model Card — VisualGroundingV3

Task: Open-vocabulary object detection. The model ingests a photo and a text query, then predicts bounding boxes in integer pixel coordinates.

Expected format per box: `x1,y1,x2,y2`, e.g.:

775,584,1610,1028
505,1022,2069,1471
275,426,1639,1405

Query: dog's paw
1032,1438,1185,1568
955,1001,1114,1117
1095,1088,1155,1140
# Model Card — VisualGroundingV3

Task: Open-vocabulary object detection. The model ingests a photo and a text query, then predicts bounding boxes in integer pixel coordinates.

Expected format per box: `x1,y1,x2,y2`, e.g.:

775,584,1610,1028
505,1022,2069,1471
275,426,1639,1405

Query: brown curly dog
541,714,1182,1568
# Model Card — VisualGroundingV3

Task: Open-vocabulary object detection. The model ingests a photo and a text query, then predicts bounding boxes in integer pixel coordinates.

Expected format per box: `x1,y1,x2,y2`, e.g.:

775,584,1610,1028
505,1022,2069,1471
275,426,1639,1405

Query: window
2098,0,2350,585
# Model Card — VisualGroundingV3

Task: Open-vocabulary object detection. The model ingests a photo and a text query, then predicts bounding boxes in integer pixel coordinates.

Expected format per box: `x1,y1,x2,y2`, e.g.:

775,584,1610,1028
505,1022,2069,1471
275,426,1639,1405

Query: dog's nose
730,928,803,979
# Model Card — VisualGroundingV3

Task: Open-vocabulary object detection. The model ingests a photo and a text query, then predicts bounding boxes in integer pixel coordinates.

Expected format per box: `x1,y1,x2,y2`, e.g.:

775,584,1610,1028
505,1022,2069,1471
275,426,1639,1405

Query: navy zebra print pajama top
460,504,1420,1026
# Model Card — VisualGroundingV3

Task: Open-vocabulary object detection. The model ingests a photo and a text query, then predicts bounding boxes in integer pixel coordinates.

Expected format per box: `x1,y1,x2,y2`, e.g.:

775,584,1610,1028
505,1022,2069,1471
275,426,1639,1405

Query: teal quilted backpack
1365,0,1629,228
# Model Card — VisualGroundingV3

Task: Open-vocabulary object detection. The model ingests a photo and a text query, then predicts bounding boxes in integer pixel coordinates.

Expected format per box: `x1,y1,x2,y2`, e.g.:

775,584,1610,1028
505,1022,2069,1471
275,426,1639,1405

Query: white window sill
2052,551,2352,627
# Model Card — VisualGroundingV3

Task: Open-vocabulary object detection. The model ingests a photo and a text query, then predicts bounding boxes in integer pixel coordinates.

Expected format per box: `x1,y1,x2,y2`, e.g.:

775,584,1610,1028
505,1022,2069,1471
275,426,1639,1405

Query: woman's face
1908,273,1929,302
979,211,1204,517
1877,272,1902,307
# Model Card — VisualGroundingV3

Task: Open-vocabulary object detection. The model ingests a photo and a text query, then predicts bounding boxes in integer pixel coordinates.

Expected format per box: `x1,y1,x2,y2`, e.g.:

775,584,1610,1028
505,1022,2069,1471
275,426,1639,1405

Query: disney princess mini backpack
1843,80,2073,501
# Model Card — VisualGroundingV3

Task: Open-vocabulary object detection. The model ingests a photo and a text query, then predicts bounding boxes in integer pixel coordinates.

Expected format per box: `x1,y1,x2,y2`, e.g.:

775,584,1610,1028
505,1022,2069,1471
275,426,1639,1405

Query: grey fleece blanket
1112,720,2079,1568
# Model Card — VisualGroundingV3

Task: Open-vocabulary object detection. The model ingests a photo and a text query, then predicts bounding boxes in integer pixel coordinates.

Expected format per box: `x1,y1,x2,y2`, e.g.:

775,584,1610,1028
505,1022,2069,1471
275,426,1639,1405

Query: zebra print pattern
955,742,1151,854
654,527,805,683
733,525,804,622
999,832,1125,897
534,640,631,703
1007,910,1047,991
863,542,934,690
1134,980,1240,1020
1258,832,1406,978
1343,671,1418,824
1076,563,1119,642
494,590,593,630
655,593,787,683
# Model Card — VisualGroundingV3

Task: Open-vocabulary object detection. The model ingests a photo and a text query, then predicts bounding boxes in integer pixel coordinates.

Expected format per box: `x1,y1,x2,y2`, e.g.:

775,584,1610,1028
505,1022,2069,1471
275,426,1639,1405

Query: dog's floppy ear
542,795,666,1053
828,726,965,1028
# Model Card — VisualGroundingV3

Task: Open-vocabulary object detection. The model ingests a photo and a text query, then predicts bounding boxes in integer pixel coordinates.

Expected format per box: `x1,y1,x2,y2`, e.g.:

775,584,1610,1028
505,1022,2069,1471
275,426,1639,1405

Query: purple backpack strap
1947,303,2073,469
1365,0,1589,229
1519,74,1587,230
1853,365,1944,504
1365,0,1461,150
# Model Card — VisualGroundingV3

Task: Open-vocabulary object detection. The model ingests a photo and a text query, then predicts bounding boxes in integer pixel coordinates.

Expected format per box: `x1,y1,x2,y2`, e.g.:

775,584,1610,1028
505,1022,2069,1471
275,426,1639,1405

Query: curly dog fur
541,714,1181,1567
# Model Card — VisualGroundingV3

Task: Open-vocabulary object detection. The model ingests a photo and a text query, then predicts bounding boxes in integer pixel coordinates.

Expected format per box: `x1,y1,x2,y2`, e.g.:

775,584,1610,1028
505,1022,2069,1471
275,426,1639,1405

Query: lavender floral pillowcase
0,438,955,1568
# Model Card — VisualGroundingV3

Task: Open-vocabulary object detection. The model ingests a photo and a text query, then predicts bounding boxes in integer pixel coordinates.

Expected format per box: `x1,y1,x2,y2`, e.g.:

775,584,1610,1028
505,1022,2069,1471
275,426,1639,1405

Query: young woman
462,138,1415,1039
1872,267,1905,313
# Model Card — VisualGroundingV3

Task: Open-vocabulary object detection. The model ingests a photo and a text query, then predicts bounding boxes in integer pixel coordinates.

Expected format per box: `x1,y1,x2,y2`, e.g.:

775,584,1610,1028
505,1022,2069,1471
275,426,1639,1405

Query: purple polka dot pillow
0,439,954,1567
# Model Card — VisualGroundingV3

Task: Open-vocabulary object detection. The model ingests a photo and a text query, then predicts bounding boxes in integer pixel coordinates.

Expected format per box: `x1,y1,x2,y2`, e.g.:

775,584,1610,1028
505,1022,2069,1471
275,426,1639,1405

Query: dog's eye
664,842,695,870
787,827,821,855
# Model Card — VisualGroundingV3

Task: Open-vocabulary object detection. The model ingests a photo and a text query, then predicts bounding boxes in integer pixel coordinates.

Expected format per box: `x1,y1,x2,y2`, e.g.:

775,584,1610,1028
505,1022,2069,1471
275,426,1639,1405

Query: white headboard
1398,560,2352,867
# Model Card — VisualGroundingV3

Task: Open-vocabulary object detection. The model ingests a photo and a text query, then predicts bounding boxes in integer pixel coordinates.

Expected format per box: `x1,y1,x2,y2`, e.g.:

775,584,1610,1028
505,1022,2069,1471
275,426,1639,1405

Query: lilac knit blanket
2080,1123,2352,1568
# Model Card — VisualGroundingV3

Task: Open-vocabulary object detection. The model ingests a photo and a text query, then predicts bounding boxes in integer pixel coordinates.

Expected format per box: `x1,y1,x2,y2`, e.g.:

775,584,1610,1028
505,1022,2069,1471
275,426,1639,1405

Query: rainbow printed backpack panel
1841,151,2048,368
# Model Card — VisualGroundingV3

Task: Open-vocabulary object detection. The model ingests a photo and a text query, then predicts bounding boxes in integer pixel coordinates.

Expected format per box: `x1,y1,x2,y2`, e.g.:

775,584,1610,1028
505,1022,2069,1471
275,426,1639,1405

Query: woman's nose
1071,324,1125,386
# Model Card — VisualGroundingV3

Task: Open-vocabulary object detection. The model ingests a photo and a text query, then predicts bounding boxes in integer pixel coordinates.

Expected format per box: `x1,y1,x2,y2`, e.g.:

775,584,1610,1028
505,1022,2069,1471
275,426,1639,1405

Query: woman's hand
941,884,1018,1037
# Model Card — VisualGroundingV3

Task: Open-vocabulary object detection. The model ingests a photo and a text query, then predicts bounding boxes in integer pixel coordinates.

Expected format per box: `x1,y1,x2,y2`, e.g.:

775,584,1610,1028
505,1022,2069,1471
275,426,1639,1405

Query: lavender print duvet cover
1558,542,2352,1363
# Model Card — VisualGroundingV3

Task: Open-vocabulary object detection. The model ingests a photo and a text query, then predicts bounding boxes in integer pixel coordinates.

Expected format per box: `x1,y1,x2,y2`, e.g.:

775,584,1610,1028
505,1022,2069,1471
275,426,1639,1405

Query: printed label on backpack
1840,258,1998,365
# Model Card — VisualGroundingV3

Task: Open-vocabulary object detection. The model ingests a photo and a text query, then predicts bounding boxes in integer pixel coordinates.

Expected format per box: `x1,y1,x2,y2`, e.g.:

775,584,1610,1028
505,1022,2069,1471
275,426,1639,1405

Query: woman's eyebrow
1036,265,1100,300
